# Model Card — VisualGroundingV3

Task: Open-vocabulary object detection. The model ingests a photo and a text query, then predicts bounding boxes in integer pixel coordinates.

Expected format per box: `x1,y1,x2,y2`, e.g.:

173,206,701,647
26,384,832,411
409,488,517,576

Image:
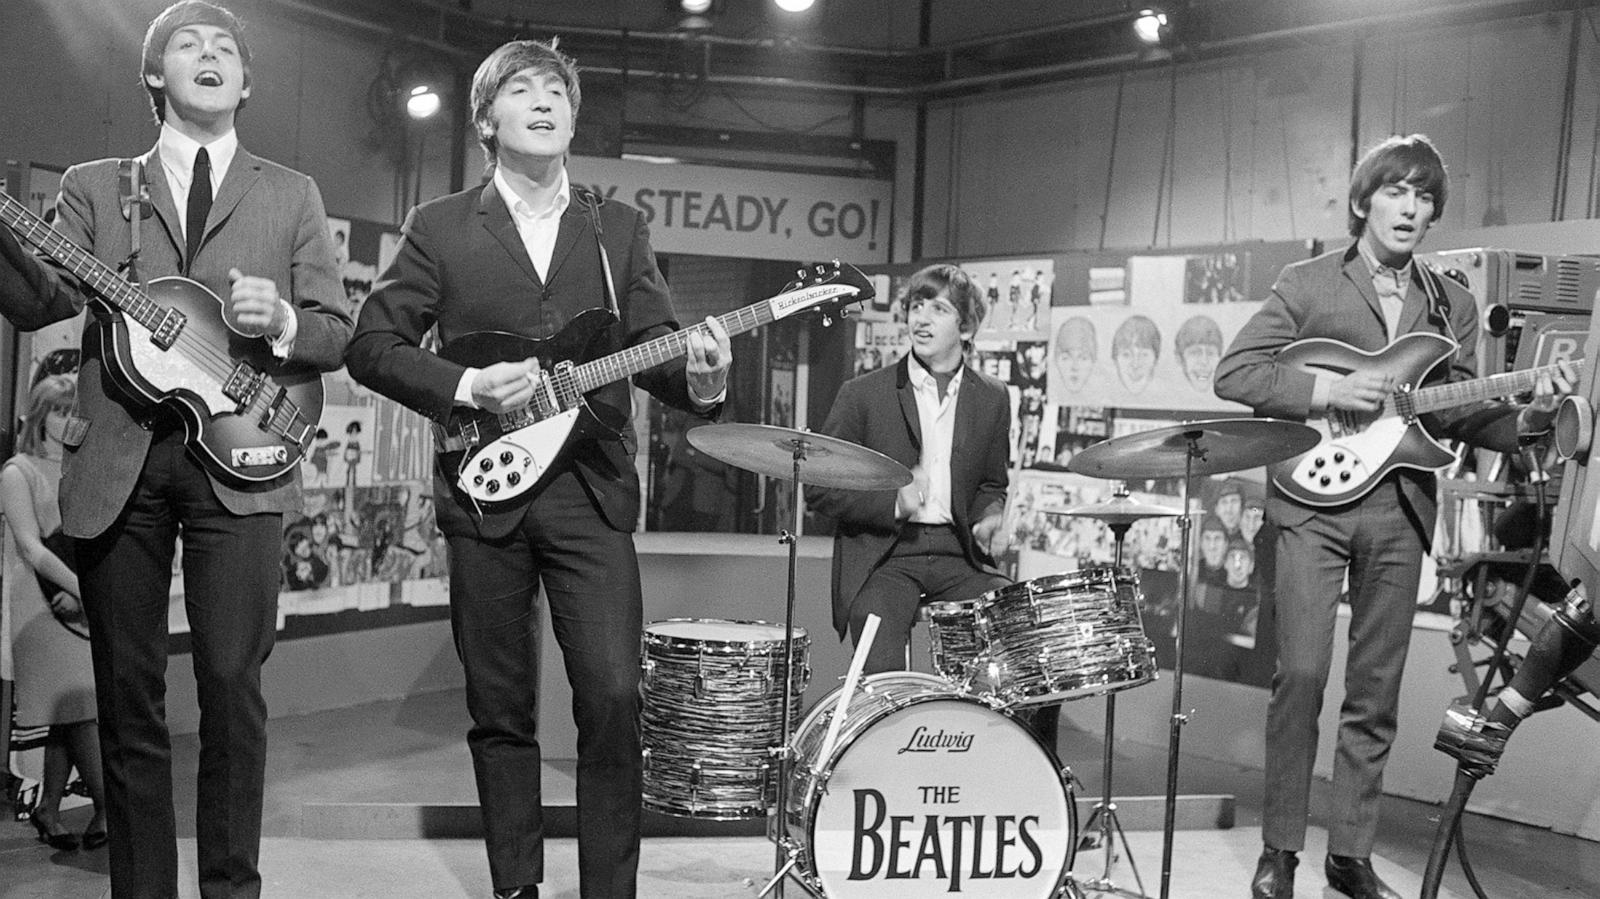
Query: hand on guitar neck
1517,358,1579,436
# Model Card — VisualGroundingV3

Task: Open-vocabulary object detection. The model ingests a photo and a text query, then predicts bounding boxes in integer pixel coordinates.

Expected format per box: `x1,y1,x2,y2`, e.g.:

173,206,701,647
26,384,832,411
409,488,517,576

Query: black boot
1250,846,1297,899
1325,854,1402,899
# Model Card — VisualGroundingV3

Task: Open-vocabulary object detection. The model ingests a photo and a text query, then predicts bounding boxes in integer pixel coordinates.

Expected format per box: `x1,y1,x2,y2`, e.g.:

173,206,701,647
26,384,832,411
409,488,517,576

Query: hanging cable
1097,70,1127,251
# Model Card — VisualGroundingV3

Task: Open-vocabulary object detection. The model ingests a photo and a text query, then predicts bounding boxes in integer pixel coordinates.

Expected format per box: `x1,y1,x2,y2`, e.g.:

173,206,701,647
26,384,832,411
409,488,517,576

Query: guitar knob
473,475,485,486
1332,452,1345,464
506,471,521,487
1339,471,1352,482
479,458,493,472
1320,475,1332,487
1312,457,1325,468
500,450,514,465
486,480,500,495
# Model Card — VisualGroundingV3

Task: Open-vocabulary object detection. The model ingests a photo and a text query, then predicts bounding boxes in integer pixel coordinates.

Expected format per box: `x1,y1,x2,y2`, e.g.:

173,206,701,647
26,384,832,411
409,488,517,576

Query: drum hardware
1041,486,1181,898
1068,419,1319,899
687,423,912,899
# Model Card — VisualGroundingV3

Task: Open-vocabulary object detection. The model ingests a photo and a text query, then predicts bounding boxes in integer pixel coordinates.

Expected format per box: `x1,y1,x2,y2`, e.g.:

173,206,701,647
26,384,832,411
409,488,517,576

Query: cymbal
687,423,913,490
1039,496,1183,525
1066,417,1321,479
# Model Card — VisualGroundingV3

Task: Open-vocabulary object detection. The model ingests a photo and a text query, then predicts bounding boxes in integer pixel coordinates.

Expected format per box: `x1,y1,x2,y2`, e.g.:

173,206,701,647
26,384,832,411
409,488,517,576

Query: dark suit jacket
805,355,1010,637
1213,243,1519,535
344,180,710,540
0,146,352,538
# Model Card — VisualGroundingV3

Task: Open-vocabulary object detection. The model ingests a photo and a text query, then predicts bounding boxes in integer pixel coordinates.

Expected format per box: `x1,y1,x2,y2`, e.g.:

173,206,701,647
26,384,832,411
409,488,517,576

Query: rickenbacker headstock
766,260,875,325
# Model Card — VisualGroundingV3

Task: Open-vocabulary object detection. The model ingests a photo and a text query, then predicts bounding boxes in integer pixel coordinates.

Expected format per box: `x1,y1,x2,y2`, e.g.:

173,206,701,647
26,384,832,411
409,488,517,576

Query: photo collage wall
858,241,1312,688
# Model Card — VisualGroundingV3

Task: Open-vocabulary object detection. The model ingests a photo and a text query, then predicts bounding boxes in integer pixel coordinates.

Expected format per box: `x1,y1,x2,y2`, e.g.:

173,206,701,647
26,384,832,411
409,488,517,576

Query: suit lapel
204,147,261,256
1396,264,1435,336
478,181,543,287
140,147,184,261
545,202,588,287
1340,248,1389,340
896,356,922,452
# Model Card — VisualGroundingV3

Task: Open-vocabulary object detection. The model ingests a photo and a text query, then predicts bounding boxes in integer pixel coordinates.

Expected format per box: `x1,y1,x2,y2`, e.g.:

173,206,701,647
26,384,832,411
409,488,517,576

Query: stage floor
5,687,1597,898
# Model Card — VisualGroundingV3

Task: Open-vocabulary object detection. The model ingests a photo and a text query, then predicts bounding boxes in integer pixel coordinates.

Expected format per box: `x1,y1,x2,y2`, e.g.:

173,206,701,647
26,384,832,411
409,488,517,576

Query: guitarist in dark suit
344,39,730,899
804,264,1060,747
1214,134,1570,899
0,3,351,897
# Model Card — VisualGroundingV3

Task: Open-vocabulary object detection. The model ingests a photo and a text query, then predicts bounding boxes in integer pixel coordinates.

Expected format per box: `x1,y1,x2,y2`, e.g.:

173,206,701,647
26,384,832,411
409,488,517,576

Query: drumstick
817,613,880,770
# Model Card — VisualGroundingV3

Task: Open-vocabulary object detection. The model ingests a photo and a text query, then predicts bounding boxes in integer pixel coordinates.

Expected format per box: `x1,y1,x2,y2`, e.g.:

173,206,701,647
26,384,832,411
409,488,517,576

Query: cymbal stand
758,440,808,899
1080,512,1149,898
1157,434,1201,899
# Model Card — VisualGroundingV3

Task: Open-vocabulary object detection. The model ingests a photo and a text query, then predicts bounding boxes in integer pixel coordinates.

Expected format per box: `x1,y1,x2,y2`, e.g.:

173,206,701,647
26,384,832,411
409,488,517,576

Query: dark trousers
446,466,643,898
847,523,1060,749
77,430,281,899
1262,483,1425,858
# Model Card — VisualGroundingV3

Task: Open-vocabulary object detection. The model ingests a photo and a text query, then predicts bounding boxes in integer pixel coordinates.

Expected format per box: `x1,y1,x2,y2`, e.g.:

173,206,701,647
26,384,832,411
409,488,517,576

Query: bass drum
783,672,1076,897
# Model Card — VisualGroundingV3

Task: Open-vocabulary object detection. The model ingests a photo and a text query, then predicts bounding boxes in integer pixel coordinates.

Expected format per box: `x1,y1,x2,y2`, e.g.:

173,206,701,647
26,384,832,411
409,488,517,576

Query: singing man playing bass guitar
0,4,351,897
1213,133,1571,899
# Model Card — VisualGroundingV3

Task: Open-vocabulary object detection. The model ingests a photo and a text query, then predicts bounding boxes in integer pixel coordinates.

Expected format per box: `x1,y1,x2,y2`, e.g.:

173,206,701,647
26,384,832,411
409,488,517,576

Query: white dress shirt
157,124,297,357
904,356,962,525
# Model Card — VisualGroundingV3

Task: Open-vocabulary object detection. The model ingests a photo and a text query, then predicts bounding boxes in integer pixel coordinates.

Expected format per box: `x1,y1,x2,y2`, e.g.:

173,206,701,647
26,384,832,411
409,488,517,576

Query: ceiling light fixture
1133,8,1169,45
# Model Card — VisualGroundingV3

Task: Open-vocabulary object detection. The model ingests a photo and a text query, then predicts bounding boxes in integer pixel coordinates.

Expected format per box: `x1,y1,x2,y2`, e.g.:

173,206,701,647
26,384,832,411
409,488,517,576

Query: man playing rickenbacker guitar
1215,134,1573,899
0,3,352,897
345,39,731,899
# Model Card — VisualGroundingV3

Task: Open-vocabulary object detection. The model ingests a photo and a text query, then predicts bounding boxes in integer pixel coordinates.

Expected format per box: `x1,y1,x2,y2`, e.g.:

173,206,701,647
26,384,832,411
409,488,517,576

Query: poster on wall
1047,252,1259,412
164,213,449,642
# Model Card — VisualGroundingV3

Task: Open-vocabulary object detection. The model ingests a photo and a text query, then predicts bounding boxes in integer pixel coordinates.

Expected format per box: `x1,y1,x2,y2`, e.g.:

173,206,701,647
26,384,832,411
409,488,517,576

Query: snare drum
639,619,809,820
782,672,1076,898
980,566,1157,705
924,598,986,683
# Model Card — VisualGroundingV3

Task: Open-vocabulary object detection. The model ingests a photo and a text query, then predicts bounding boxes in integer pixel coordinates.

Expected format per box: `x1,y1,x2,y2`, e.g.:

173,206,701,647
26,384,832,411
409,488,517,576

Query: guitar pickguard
456,408,581,502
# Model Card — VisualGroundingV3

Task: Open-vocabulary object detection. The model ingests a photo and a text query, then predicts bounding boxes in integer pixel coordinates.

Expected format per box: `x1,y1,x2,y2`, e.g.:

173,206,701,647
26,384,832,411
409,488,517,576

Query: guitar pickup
224,362,267,409
148,307,186,350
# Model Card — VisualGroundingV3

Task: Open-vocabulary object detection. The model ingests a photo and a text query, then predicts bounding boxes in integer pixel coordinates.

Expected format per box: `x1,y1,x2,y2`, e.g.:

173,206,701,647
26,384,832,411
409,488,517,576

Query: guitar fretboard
568,283,849,394
1402,359,1586,415
0,192,168,334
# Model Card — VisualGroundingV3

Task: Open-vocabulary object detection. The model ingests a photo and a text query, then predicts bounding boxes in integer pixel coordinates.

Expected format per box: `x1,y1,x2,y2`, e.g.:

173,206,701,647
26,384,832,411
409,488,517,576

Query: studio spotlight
405,84,442,121
1133,7,1169,45
774,0,815,11
681,0,711,13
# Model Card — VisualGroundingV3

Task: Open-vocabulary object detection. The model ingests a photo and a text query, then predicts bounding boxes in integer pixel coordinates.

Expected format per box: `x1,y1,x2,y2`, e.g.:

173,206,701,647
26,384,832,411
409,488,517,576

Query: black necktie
186,146,212,272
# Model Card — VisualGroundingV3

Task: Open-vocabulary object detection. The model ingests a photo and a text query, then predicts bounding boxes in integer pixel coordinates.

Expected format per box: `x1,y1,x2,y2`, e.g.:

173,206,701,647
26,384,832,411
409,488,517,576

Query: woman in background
2,374,104,851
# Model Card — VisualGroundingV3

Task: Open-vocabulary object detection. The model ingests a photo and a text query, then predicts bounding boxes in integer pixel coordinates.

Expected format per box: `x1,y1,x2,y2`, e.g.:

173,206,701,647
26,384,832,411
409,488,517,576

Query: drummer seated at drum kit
805,263,1061,748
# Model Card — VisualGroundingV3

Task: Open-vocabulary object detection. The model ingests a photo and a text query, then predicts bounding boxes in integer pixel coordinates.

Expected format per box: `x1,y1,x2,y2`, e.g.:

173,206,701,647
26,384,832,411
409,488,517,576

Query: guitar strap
1417,261,1459,349
117,158,152,286
579,188,621,318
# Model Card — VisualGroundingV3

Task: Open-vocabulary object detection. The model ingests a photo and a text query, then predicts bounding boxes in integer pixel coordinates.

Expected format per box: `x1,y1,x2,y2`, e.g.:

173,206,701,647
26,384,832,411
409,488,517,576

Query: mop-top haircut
141,1,252,124
900,264,986,336
1347,133,1447,237
470,38,582,166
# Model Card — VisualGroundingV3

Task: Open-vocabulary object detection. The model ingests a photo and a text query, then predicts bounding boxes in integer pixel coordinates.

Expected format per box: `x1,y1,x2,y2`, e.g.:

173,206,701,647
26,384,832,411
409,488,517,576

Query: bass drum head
804,688,1075,897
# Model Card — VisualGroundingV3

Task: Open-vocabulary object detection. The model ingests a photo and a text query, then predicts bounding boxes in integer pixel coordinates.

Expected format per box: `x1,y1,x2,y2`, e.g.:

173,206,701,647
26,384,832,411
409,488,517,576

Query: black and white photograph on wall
962,258,1054,337
1183,250,1250,304
852,319,908,375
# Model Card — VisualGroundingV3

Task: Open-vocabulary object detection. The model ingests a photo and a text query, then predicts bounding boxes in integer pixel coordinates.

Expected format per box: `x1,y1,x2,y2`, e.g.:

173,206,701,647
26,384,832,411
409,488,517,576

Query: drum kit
636,417,1318,899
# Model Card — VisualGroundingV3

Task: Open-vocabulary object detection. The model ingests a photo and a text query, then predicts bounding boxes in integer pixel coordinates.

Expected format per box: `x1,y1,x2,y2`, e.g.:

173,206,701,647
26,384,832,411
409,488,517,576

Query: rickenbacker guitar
437,261,873,508
0,191,323,483
1269,331,1582,507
